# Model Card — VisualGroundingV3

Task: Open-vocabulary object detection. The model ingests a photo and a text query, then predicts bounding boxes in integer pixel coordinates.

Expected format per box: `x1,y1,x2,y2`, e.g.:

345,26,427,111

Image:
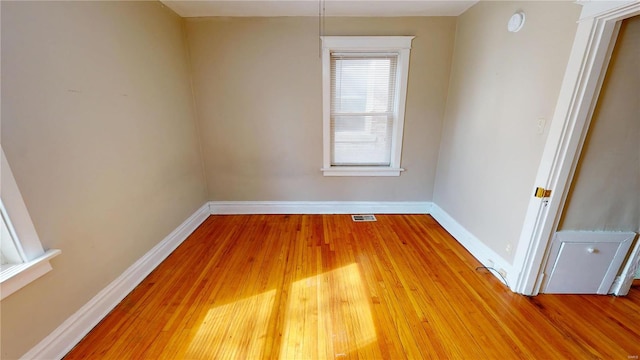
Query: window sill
322,167,404,177
1,249,61,300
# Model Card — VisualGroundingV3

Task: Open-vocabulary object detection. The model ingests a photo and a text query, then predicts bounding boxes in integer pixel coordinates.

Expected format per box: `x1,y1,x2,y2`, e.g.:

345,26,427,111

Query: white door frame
511,1,640,296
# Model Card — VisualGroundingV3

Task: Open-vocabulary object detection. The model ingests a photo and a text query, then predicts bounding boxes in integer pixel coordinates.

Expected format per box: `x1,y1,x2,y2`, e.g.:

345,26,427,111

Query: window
321,36,414,176
1,148,60,300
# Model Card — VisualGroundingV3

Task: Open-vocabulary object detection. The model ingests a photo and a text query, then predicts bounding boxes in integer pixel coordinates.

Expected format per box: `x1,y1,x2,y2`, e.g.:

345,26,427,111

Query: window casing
1,200,25,267
321,36,414,176
1,148,60,300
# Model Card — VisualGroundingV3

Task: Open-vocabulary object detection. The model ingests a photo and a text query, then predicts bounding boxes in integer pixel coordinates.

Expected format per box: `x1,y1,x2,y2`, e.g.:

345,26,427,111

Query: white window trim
1,148,61,300
321,36,414,177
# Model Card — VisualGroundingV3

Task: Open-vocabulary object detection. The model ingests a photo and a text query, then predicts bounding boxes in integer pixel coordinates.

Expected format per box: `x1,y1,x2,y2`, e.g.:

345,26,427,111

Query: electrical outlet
498,269,507,278
505,243,512,253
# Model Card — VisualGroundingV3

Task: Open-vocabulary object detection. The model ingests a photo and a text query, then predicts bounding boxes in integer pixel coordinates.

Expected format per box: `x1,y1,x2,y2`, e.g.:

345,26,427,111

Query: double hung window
321,36,414,176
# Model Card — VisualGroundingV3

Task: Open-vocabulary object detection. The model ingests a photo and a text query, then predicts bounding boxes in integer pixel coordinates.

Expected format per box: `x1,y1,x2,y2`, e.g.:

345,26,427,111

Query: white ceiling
160,1,478,17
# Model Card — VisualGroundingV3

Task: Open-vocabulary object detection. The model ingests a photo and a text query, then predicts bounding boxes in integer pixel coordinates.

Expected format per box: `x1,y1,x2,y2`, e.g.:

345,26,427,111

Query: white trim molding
321,167,405,177
208,201,432,215
21,203,210,360
321,36,414,50
1,148,62,300
577,1,638,20
1,149,46,259
431,204,515,289
609,233,640,296
511,1,640,296
1,249,61,300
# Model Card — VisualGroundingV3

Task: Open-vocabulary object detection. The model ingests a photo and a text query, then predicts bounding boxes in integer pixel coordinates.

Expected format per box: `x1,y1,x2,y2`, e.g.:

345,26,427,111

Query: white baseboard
208,201,432,215
430,204,515,289
21,203,210,360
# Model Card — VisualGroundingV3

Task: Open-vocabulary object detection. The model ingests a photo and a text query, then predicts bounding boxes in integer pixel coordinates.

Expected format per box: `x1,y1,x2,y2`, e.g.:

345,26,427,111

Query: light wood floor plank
65,215,640,359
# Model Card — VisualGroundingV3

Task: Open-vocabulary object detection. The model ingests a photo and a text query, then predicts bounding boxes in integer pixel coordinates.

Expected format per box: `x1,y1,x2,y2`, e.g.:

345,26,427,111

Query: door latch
534,187,552,198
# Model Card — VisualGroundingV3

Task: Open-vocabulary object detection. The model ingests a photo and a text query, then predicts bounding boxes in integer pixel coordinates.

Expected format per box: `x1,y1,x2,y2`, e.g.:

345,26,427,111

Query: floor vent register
351,214,377,222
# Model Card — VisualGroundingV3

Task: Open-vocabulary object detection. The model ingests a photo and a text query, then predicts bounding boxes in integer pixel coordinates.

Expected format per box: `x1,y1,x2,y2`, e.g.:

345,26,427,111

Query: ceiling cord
318,0,326,59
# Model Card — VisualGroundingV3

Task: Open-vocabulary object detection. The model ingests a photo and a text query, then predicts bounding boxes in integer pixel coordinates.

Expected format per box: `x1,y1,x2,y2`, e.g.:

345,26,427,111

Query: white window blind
330,53,398,166
321,36,413,176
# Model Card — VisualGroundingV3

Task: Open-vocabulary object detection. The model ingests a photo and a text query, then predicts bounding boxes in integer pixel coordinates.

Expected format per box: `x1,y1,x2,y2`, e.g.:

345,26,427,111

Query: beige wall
560,15,640,233
1,2,207,358
433,1,580,263
186,16,456,201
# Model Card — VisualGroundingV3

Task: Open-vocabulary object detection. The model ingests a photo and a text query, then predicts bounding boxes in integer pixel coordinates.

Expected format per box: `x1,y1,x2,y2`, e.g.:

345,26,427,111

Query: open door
510,2,640,296
540,14,639,295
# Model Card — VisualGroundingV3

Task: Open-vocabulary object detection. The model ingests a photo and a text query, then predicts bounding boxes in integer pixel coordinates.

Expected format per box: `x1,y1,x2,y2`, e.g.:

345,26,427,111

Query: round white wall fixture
508,11,525,33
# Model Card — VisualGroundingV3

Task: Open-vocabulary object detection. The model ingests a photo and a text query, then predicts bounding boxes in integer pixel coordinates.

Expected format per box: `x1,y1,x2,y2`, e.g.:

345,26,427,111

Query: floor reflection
186,289,277,359
280,263,377,359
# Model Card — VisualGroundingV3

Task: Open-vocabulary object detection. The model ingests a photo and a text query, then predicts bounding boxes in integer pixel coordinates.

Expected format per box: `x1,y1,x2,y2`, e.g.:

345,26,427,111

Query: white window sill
1,249,61,300
322,167,404,177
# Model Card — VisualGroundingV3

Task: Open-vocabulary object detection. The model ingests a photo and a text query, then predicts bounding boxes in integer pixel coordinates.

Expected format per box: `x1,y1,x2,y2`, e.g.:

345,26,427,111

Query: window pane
331,55,397,114
330,53,398,166
331,115,393,166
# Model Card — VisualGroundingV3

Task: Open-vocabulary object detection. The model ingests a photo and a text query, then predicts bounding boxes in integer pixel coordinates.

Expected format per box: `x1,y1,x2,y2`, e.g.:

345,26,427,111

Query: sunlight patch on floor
185,264,376,359
185,289,277,359
280,263,377,359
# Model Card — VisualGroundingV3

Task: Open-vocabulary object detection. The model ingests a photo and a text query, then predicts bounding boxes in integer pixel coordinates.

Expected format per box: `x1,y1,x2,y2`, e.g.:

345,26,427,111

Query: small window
321,36,414,176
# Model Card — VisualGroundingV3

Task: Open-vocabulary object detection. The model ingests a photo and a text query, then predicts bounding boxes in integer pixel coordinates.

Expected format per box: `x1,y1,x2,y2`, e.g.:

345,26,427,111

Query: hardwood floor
65,215,640,359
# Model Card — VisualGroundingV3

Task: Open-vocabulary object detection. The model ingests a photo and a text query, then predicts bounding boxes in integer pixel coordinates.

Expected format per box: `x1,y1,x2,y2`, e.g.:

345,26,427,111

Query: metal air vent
351,214,377,222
